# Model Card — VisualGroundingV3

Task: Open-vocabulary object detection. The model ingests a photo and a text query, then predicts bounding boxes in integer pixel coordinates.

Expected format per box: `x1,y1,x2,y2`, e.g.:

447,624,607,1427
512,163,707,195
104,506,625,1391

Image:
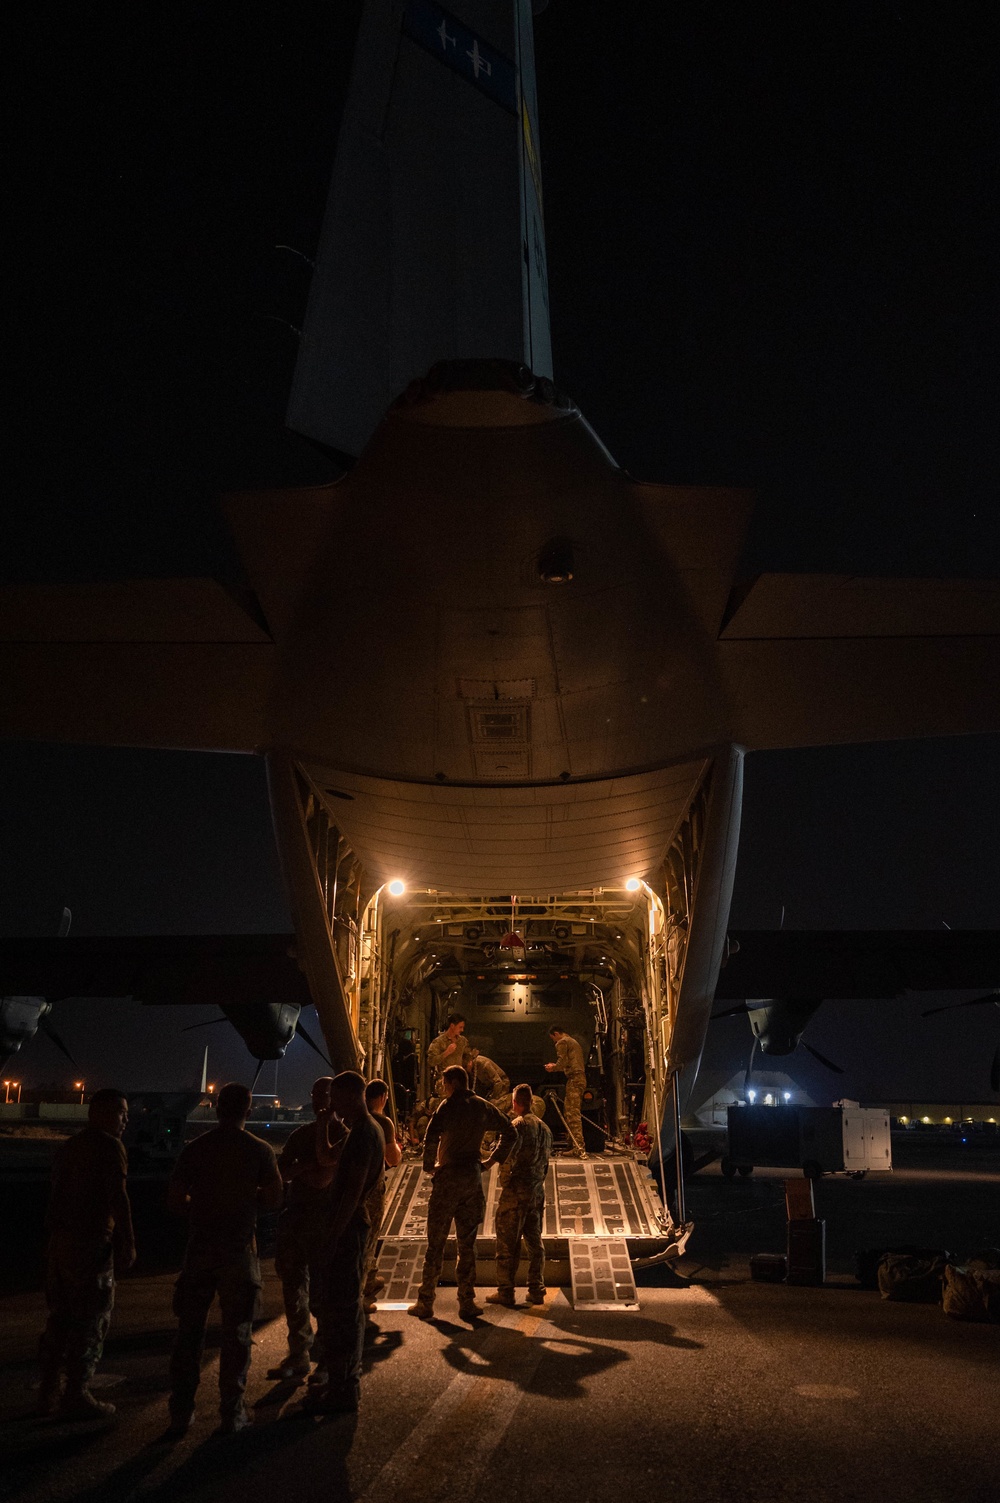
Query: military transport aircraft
4,2,1000,1184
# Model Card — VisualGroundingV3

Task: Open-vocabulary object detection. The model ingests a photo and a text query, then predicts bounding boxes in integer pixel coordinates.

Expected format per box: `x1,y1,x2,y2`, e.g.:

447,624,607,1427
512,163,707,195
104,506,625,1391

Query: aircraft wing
716,929,1000,1000
719,574,1000,748
0,578,275,751
0,934,308,1009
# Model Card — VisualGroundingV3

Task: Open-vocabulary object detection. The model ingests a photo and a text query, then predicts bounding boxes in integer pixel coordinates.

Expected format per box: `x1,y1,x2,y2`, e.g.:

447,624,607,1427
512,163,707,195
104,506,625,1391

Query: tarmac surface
1,1135,998,1503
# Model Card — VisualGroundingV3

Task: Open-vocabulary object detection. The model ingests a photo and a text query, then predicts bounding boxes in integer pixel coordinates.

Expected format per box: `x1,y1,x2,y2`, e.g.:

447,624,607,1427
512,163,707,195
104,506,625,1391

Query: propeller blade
802,1041,845,1074
40,1018,78,1067
294,1018,333,1068
922,992,1000,1018
991,1046,999,1095
249,1058,265,1094
744,1037,758,1097
181,1017,228,1033
58,907,72,938
712,1004,751,1020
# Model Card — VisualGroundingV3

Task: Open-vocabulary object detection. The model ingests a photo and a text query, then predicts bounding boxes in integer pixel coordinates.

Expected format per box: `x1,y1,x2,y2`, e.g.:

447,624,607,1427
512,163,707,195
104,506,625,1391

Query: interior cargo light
625,877,641,892
783,1092,791,1102
388,879,405,896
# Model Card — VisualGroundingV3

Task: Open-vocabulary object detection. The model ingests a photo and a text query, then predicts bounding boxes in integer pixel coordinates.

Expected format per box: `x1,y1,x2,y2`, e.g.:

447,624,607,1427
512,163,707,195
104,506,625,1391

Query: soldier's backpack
877,1250,950,1303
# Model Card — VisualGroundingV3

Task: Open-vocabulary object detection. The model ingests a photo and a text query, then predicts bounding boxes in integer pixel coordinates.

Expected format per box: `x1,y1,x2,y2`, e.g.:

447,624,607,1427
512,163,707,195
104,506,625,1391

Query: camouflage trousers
315,1211,369,1397
169,1243,261,1420
417,1165,485,1306
563,1072,587,1154
274,1205,327,1360
39,1238,115,1389
362,1176,386,1302
495,1184,546,1297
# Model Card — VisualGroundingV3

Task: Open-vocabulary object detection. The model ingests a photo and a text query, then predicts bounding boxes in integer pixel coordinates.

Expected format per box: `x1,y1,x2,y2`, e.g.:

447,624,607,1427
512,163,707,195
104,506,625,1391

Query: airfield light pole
74,1080,84,1103
2,1081,10,1104
13,1081,22,1104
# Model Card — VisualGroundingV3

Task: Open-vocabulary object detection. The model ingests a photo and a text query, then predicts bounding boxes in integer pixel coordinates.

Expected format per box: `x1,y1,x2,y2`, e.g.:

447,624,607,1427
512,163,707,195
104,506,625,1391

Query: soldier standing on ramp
361,1078,402,1313
545,1025,589,1158
409,1065,516,1323
271,1074,338,1381
488,1083,552,1309
426,1013,471,1096
307,1071,386,1415
165,1082,283,1436
36,1088,136,1419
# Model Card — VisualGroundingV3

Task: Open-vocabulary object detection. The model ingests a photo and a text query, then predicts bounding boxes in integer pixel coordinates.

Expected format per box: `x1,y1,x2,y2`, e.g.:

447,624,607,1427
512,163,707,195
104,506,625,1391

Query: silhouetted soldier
166,1081,283,1436
362,1078,402,1313
409,1064,516,1323
488,1083,552,1309
545,1025,588,1157
467,1047,511,1107
37,1088,135,1419
307,1070,386,1415
272,1074,337,1381
426,1013,471,1095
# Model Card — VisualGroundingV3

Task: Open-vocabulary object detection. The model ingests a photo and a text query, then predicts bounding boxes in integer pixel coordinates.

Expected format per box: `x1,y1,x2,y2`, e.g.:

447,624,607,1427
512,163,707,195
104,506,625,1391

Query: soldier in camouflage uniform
488,1083,552,1308
409,1065,516,1322
544,1025,588,1157
271,1075,337,1380
37,1088,136,1420
361,1078,402,1312
425,1013,472,1095
166,1082,283,1437
467,1048,510,1108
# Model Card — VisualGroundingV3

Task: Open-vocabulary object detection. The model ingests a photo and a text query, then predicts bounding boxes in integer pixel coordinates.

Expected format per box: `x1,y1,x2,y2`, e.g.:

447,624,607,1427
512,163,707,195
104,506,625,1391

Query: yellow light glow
388,879,406,896
922,1116,931,1123
944,1117,952,1123
625,877,641,892
899,1116,908,1123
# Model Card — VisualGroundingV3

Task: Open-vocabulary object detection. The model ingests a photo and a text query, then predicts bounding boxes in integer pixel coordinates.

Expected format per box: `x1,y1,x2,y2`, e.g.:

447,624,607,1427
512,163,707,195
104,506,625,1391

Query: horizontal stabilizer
722,634,1000,749
722,574,1000,639
0,577,274,751
717,930,1000,1000
632,484,755,637
0,578,270,643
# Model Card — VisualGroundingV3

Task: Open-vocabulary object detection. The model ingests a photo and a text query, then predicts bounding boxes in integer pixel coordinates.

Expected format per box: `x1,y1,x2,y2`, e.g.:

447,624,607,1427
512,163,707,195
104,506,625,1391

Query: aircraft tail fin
287,0,552,456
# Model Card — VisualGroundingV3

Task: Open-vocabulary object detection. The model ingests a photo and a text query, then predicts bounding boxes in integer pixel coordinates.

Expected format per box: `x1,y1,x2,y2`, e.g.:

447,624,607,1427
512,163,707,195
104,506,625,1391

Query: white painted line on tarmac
357,1306,545,1503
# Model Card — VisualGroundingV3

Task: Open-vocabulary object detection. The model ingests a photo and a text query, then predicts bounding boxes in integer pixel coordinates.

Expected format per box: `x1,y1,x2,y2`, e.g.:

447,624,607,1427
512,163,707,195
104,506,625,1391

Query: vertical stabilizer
287,0,552,455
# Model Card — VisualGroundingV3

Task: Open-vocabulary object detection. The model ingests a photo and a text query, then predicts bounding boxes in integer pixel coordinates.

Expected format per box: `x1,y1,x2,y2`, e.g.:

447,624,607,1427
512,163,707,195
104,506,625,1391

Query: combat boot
458,1299,483,1321
486,1291,516,1308
526,1287,547,1306
163,1405,193,1441
267,1353,311,1381
407,1299,434,1320
218,1402,250,1434
59,1387,116,1420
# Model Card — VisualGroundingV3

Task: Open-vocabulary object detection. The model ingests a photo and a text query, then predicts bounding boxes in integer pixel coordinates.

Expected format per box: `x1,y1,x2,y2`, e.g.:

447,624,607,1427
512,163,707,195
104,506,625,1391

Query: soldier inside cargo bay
36,1087,136,1420
545,1024,588,1157
409,1064,516,1323
425,1013,472,1094
467,1047,511,1108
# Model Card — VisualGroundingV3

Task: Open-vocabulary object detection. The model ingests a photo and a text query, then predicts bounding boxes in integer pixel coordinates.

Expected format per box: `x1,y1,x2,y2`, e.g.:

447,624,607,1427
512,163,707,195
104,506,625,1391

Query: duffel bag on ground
877,1251,949,1303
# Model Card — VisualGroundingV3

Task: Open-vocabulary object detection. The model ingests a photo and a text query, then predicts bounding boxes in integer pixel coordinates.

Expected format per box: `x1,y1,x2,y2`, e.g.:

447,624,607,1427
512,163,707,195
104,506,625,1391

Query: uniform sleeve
486,1100,518,1158
555,1037,570,1073
422,1101,445,1171
258,1141,281,1187
426,1036,445,1071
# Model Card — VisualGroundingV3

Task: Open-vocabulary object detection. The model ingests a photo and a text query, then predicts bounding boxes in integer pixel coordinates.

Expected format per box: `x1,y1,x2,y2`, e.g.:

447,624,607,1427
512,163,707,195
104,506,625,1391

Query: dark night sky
4,3,999,1104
